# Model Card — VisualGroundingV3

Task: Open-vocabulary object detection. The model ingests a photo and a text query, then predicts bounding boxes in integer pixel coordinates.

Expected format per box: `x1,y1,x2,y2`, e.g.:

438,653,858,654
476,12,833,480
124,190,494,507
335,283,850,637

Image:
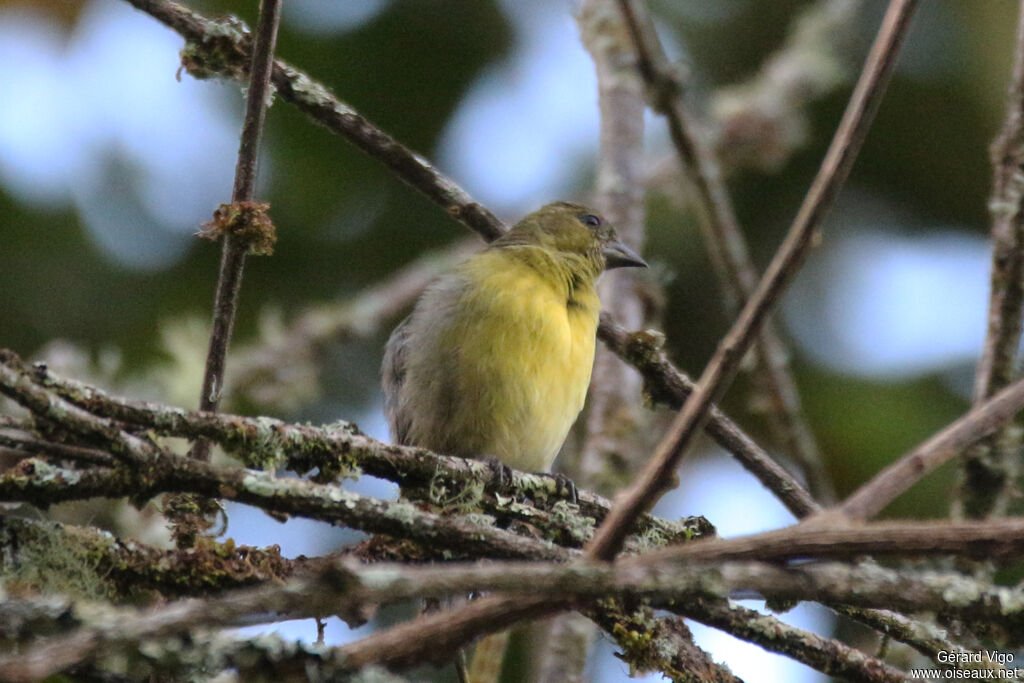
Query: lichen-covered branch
19,547,1024,681
0,515,296,600
680,600,904,682
124,0,506,240
584,603,741,682
0,451,577,563
12,505,1021,679
8,352,706,548
0,610,410,683
642,516,1024,564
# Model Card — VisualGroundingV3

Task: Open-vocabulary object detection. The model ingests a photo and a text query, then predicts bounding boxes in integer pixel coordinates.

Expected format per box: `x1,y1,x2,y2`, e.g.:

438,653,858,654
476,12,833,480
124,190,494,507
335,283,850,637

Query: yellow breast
440,250,599,471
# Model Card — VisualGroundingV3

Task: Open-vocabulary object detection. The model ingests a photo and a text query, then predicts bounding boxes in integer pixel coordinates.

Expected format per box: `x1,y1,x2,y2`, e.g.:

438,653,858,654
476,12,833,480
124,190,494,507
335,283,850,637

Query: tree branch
956,0,1024,520
587,0,920,561
27,553,1021,680
644,516,1024,564
6,353,703,547
597,321,820,518
838,374,1024,521
617,0,831,503
0,515,298,600
192,0,282,459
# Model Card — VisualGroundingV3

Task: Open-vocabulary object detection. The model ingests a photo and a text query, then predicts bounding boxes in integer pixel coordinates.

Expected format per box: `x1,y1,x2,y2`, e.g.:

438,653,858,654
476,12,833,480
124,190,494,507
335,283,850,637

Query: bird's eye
580,214,601,227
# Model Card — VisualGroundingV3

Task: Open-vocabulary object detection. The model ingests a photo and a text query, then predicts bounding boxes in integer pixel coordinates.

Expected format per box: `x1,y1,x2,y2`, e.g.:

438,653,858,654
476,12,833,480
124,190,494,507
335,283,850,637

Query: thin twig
597,320,820,517
587,0,919,560
617,0,832,503
956,0,1024,520
0,431,115,467
192,0,282,461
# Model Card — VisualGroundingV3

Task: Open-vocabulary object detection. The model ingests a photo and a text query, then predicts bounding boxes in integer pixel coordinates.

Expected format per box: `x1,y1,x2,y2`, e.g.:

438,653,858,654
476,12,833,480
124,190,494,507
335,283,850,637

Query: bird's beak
603,240,648,269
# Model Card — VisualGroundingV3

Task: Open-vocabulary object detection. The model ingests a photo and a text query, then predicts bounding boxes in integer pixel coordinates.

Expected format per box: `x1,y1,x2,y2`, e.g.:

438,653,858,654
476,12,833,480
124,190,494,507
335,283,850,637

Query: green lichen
462,512,497,529
0,517,111,601
633,514,714,552
548,500,595,546
611,615,665,677
381,500,421,526
177,16,249,83
17,458,81,487
427,471,484,513
240,420,361,485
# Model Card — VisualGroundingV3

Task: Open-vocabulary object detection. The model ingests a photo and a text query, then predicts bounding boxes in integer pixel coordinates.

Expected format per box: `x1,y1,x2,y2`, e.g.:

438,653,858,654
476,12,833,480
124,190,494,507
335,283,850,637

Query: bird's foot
546,472,579,505
483,457,515,491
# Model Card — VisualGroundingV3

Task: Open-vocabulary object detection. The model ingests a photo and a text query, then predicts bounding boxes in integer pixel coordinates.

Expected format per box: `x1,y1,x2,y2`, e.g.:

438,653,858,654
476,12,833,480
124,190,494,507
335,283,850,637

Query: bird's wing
381,314,413,445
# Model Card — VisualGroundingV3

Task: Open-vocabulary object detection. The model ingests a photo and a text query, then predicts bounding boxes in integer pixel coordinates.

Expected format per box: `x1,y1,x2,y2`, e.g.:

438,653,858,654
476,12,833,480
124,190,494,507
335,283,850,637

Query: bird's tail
466,630,511,683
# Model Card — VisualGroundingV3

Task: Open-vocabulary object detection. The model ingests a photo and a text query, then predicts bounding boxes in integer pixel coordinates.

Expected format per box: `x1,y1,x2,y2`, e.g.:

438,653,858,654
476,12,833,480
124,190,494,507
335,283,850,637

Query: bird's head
500,201,648,275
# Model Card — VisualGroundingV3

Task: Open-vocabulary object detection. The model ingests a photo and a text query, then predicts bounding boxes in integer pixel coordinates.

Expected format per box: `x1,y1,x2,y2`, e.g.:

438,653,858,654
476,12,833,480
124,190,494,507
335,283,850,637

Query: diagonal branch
617,0,832,503
597,321,819,517
586,0,920,561
838,374,1024,521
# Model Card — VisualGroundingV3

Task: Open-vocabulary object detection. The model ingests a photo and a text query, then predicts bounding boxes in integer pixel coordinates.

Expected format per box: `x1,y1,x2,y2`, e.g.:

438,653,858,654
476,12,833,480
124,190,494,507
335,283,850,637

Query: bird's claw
483,457,515,491
549,472,579,505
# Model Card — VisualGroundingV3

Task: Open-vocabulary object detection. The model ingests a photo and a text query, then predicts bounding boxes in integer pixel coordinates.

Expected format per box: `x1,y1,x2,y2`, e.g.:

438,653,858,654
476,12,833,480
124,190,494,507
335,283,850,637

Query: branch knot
200,201,277,255
178,16,250,82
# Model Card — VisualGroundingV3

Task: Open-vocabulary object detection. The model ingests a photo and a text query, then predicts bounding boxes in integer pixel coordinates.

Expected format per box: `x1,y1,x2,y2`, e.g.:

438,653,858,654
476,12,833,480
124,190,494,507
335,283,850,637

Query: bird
382,201,647,485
